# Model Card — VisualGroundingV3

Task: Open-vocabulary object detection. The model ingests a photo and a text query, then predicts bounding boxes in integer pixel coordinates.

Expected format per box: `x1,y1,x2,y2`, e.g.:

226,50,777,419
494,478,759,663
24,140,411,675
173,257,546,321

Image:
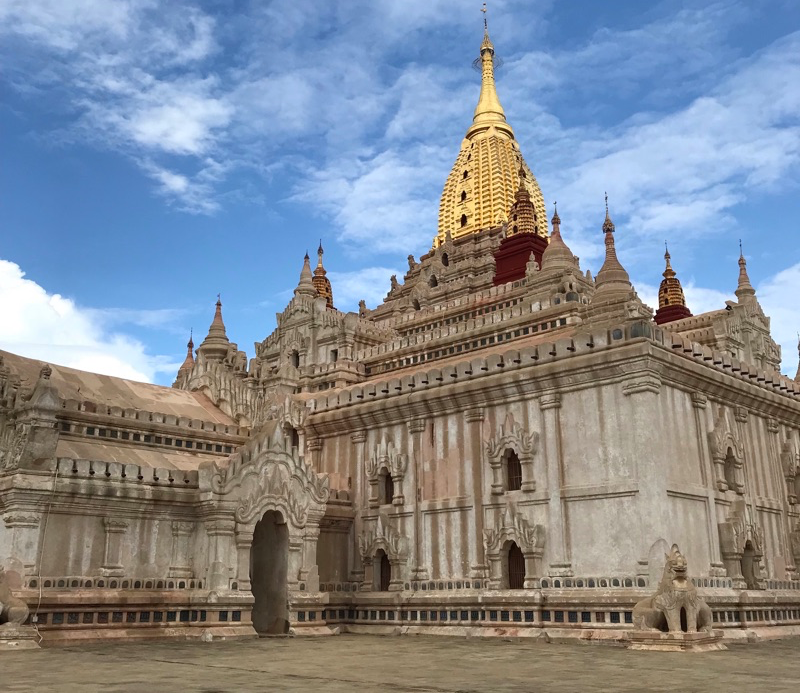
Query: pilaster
540,393,571,577
465,408,487,578
100,518,129,578
168,521,194,579
407,419,428,580
3,514,41,575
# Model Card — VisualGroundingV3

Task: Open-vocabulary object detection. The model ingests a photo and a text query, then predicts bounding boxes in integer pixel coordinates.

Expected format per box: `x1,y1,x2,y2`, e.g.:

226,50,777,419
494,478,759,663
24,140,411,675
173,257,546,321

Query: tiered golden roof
435,26,548,247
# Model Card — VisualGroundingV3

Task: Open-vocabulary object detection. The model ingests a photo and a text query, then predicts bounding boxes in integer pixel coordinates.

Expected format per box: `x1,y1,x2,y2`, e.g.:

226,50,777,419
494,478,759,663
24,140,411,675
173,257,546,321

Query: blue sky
1,0,799,384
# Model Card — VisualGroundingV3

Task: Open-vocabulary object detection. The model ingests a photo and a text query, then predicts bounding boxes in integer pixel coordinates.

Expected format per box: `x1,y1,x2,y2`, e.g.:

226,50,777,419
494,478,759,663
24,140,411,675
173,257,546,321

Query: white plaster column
205,516,235,590
767,418,796,578
299,521,321,591
349,430,367,583
465,408,487,578
3,513,41,575
407,419,429,580
540,393,571,577
100,517,129,578
169,521,194,579
692,392,726,576
234,525,254,591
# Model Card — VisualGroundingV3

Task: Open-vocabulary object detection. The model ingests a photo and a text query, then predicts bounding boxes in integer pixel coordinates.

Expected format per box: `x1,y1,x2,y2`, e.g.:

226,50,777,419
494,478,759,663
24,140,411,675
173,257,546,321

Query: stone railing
60,398,248,438
56,457,200,488
25,576,204,590
309,322,800,416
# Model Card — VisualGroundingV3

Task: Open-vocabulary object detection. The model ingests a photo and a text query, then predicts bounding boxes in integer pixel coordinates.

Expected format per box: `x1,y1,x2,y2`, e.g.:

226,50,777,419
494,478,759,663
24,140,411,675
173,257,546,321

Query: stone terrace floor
5,635,800,692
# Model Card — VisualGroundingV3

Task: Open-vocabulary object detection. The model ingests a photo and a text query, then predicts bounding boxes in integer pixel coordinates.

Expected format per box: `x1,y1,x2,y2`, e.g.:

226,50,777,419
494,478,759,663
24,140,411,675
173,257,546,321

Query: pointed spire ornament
735,241,756,303
594,194,631,296
175,329,196,384
295,252,317,298
470,3,510,136
312,240,335,309
197,297,231,362
540,202,576,272
655,242,692,324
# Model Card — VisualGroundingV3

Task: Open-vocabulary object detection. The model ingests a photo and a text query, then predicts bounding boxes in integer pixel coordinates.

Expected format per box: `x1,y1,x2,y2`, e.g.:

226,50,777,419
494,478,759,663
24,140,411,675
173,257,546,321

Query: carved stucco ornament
485,419,539,494
707,407,745,493
210,421,329,529
718,500,766,590
365,433,408,506
483,503,544,589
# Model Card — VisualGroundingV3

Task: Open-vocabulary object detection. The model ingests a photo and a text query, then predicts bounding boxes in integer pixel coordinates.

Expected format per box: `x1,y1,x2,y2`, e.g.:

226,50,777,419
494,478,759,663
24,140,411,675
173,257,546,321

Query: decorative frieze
407,420,426,434
708,408,745,494
622,375,661,396
539,393,562,410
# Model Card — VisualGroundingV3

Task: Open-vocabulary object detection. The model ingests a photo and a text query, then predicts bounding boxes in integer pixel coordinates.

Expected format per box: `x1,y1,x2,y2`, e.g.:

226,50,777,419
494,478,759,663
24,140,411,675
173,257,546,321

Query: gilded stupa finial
312,240,335,309
472,2,506,132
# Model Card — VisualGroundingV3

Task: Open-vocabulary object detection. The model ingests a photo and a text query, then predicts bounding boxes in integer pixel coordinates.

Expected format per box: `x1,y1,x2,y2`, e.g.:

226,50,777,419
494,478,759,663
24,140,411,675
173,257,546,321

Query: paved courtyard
4,635,800,692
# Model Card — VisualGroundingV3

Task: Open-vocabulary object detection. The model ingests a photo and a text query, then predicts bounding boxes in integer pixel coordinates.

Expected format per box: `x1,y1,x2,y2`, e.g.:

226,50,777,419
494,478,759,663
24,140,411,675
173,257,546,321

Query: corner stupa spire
540,201,576,272
197,296,231,362
594,194,631,296
735,241,756,303
295,251,317,298
312,240,335,309
655,242,692,325
174,329,195,385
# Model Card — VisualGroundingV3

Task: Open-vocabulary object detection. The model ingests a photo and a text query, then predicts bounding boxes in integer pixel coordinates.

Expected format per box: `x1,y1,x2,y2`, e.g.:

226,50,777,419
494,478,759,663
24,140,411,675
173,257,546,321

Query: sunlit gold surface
436,29,548,247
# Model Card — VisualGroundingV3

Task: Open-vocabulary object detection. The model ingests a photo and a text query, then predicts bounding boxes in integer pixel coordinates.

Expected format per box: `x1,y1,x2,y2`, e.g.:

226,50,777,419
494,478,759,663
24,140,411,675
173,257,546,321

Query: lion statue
0,568,30,627
632,544,713,634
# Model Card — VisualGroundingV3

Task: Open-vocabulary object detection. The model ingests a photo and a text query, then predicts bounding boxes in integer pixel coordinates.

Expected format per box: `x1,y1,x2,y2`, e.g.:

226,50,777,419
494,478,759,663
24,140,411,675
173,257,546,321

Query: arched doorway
250,510,289,634
375,549,391,591
507,542,525,589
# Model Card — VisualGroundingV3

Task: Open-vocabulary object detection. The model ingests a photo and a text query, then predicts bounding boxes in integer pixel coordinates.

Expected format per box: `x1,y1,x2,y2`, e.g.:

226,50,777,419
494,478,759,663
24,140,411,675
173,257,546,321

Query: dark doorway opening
507,542,525,589
376,549,391,591
250,510,289,635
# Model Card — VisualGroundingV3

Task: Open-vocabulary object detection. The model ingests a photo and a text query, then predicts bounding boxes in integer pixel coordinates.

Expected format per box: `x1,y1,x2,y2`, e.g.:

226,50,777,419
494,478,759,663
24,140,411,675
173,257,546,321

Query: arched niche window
376,549,391,592
428,275,438,288
460,214,467,228
290,427,300,451
378,469,394,505
507,542,525,589
724,447,737,490
412,299,421,310
441,252,449,267
290,350,300,368
460,191,467,202
505,449,522,491
463,170,468,180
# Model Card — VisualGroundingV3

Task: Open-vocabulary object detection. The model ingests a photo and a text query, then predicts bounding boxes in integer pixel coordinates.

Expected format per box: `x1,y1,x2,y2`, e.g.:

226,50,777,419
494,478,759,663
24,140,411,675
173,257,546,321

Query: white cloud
0,259,178,382
758,262,800,378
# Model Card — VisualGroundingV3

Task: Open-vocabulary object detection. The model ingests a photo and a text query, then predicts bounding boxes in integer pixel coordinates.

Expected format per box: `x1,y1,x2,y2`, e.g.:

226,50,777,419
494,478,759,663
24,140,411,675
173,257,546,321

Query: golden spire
655,242,692,324
435,8,547,246
735,241,756,303
312,240,335,309
469,4,511,139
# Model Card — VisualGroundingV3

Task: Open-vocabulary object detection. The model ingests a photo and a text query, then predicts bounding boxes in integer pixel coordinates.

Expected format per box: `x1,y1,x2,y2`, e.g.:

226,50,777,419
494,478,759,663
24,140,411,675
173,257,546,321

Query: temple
1,22,799,645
